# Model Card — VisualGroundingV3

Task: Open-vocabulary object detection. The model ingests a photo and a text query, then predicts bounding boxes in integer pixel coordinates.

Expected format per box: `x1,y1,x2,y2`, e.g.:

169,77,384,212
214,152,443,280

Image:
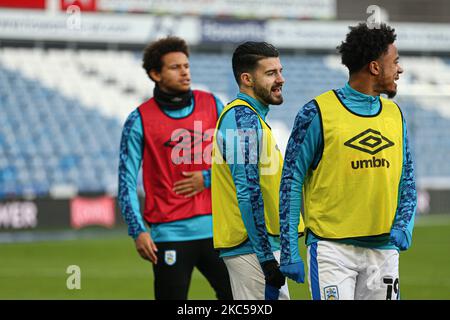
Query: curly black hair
142,36,189,80
337,23,397,74
232,41,279,85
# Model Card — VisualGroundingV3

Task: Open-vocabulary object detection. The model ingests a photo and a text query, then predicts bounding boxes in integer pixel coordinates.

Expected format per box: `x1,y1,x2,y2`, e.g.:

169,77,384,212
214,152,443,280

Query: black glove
261,259,285,289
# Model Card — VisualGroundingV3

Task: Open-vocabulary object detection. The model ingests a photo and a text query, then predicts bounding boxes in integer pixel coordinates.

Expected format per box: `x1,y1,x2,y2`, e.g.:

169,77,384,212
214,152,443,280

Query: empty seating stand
0,48,449,198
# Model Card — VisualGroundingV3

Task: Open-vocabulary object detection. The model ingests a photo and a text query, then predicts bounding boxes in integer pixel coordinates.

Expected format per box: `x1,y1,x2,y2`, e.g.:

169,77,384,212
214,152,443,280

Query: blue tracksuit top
118,95,223,242
216,92,281,264
280,83,417,265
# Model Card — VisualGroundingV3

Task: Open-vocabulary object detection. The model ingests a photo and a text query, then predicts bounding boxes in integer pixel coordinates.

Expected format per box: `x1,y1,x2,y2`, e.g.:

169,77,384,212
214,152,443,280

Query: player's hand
173,171,205,197
390,228,409,251
135,232,158,264
261,260,285,289
280,260,305,284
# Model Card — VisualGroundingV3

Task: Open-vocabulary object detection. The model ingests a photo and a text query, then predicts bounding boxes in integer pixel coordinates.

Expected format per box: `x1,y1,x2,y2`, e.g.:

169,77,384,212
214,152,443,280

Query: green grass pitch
0,214,449,300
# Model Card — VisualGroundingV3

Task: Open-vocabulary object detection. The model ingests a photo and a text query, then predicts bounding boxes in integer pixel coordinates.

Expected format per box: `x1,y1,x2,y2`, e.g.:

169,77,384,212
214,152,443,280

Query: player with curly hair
118,36,232,300
279,23,417,300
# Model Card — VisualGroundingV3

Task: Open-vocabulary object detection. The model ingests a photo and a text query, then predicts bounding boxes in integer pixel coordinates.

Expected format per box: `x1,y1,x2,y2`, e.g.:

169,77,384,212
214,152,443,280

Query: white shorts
223,250,290,300
307,241,399,300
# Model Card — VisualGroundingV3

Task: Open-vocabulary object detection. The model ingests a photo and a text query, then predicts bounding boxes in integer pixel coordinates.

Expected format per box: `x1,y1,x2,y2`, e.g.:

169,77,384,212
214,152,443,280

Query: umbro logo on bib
344,128,394,155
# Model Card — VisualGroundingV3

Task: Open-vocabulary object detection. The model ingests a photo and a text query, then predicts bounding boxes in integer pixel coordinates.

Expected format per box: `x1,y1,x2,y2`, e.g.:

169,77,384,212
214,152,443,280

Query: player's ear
149,69,161,82
368,61,380,76
240,73,253,87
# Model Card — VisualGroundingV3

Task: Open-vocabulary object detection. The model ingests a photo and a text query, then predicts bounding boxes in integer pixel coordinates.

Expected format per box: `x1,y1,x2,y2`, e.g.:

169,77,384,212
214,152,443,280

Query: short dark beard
386,90,397,99
254,84,283,105
379,68,397,99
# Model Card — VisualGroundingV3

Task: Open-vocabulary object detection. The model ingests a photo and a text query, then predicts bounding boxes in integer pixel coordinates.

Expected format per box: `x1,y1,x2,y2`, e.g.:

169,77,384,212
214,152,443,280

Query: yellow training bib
212,99,304,249
304,90,403,239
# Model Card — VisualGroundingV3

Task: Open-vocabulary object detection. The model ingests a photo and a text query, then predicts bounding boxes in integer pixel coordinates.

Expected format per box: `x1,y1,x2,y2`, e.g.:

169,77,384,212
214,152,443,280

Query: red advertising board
60,0,96,12
0,0,45,9
70,196,115,229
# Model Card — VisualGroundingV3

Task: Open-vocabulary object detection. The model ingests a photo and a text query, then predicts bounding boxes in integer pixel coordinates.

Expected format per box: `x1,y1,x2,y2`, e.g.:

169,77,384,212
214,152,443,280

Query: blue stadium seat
1,51,450,198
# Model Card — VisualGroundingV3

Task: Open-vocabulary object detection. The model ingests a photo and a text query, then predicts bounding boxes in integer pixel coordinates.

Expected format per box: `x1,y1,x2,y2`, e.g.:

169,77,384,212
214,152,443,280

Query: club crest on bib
324,285,339,300
164,250,177,266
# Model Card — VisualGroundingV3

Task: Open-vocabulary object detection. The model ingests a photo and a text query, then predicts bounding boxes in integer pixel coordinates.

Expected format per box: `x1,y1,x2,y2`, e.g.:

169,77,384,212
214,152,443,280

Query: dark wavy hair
232,41,279,85
142,36,189,80
337,23,397,74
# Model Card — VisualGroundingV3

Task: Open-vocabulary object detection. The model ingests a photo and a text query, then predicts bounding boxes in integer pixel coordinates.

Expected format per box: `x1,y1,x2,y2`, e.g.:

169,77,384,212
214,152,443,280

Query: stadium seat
0,48,449,197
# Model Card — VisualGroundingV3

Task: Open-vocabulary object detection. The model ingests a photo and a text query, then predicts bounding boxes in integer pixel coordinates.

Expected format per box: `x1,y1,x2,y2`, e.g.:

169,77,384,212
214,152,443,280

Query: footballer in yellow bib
279,23,417,300
212,42,305,300
304,90,403,239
